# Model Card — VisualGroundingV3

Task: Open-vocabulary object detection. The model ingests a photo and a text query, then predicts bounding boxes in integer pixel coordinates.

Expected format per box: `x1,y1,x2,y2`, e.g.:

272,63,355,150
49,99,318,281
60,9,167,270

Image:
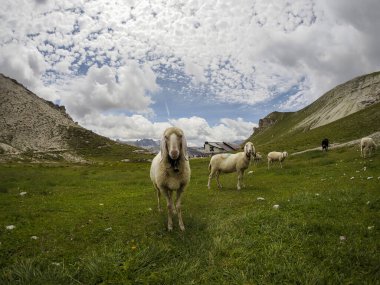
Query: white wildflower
19,192,27,196
31,236,38,240
368,226,374,230
6,225,15,230
367,177,373,180
273,204,280,210
257,197,265,201
350,177,355,180
105,227,112,231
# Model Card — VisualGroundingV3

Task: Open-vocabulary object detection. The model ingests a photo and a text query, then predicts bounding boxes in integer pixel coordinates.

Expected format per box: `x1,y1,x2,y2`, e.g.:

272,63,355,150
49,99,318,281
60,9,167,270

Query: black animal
321,138,329,151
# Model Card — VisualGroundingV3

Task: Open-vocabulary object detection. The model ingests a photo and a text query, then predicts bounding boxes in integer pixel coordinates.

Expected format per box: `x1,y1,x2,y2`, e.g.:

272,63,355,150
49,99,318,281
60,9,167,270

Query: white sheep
150,127,191,231
361,137,376,158
267,151,288,169
207,142,255,190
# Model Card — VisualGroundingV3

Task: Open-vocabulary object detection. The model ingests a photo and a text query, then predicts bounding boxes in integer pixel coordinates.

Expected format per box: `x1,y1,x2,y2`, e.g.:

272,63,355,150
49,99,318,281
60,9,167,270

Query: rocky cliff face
253,111,291,134
296,71,380,130
0,74,78,152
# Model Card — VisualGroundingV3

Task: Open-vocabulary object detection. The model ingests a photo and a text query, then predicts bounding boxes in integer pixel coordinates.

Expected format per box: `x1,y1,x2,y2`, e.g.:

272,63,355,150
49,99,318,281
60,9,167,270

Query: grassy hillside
1,146,379,284
66,126,153,162
248,102,380,154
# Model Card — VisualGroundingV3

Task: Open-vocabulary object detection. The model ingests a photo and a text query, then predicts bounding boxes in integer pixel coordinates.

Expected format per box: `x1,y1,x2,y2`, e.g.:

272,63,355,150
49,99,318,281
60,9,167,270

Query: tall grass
0,147,379,284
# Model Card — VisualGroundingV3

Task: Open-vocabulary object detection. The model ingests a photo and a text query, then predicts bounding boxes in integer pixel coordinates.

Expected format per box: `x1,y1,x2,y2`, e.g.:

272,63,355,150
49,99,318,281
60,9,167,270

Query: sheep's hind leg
216,171,222,190
176,188,185,231
207,171,213,189
208,168,217,189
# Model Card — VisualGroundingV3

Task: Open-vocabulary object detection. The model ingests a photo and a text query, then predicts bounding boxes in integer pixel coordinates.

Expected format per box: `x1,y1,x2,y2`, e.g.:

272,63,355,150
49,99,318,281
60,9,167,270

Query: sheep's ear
160,133,167,162
182,134,189,161
244,143,248,155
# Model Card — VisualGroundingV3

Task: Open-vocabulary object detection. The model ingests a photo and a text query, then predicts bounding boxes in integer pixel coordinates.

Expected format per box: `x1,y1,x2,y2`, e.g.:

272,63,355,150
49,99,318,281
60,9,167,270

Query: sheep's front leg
237,170,243,190
169,191,177,215
176,188,185,231
163,190,174,231
241,170,246,188
155,184,163,212
280,161,283,168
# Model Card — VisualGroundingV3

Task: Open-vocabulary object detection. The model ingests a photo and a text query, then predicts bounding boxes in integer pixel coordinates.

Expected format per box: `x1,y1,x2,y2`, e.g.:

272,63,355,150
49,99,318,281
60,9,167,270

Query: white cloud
1,0,379,141
0,44,46,89
79,114,256,146
60,63,159,117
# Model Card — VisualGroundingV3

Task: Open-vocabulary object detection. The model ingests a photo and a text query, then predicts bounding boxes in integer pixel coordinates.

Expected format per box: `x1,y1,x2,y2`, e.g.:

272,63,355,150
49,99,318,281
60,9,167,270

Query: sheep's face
244,142,255,157
282,151,288,158
161,127,188,161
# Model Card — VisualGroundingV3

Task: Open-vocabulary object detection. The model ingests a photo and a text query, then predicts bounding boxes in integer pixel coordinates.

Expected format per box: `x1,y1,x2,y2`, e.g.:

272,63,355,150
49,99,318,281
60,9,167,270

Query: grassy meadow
0,146,379,284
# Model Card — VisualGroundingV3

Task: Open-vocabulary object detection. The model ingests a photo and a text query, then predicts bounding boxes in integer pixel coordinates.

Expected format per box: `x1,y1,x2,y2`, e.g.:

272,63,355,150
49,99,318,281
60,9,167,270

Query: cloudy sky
1,0,379,146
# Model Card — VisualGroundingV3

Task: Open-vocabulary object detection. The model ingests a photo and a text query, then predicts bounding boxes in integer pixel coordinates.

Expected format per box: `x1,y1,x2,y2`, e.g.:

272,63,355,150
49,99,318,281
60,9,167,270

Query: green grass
0,147,379,284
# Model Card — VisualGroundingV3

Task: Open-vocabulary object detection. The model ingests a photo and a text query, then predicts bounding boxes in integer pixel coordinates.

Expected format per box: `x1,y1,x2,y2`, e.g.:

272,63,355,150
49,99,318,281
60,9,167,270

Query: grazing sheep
321,138,329,151
207,142,255,190
360,137,376,158
267,151,288,169
150,127,190,231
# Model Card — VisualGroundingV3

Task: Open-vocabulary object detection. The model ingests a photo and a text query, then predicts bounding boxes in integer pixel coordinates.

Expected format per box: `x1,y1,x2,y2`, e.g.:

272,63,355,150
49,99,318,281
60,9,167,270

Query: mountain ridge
248,71,380,153
0,73,143,162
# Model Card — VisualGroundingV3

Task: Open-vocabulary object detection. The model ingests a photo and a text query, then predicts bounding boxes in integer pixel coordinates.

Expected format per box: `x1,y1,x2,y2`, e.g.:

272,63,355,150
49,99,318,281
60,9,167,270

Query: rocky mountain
248,71,380,153
0,74,78,152
0,74,141,162
295,71,380,130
